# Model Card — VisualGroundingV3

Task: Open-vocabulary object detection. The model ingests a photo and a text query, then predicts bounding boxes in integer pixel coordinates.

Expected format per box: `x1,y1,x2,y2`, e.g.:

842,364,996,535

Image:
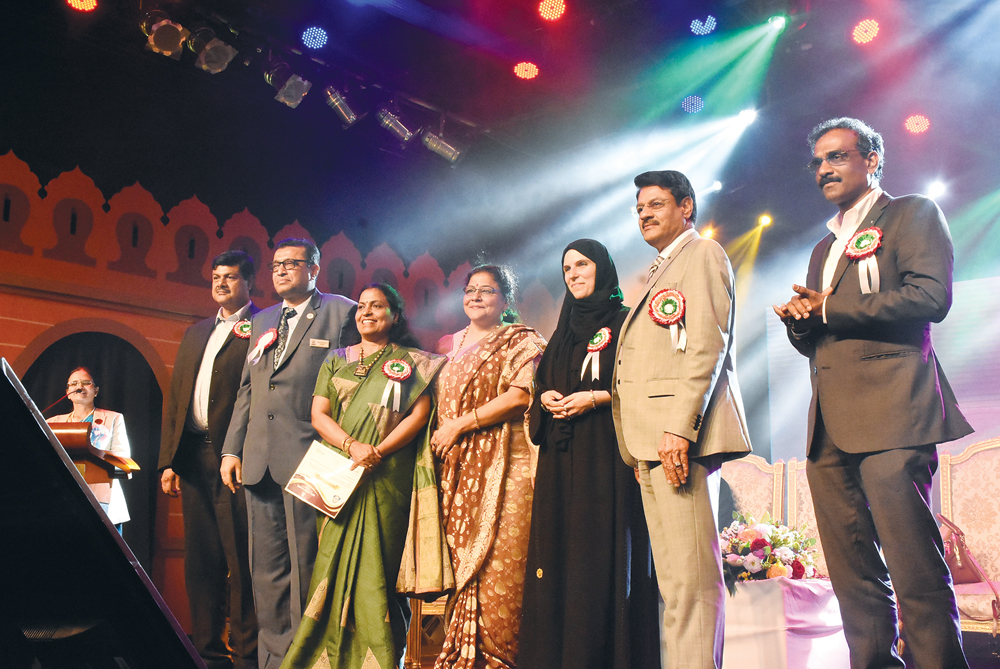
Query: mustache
819,175,840,188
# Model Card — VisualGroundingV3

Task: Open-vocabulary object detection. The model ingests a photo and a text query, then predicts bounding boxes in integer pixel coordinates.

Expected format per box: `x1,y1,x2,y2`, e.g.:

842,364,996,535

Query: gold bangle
473,408,481,431
589,390,597,410
343,436,355,451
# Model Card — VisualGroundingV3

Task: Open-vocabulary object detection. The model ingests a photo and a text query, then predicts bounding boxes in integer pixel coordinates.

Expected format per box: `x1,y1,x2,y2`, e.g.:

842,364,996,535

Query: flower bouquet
719,512,819,596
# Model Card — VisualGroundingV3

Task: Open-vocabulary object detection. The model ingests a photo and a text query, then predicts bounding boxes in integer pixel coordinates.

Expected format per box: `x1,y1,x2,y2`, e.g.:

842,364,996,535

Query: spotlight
709,181,723,193
186,27,238,74
768,15,787,32
265,58,312,108
538,0,566,21
701,227,715,239
377,107,415,143
422,130,464,165
514,62,540,80
682,95,704,114
737,109,757,127
67,0,98,12
758,214,772,227
323,86,358,128
852,19,879,44
926,181,947,200
302,27,328,49
904,114,930,134
691,15,717,36
141,10,190,60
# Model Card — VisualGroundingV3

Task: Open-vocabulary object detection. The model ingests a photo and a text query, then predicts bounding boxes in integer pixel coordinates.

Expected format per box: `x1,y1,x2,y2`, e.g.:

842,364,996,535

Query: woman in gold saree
281,283,444,669
430,265,545,668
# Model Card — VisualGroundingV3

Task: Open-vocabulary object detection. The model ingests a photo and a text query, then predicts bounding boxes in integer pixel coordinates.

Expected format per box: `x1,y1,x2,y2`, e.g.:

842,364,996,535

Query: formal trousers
637,456,725,669
177,431,257,669
806,407,968,669
245,469,319,669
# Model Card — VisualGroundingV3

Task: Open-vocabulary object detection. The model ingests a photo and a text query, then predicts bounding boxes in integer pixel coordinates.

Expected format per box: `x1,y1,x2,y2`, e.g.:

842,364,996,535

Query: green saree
280,344,445,669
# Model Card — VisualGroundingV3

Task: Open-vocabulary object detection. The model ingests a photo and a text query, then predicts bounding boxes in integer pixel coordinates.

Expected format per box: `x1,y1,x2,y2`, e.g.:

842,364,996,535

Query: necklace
72,407,96,422
354,341,390,378
450,323,501,360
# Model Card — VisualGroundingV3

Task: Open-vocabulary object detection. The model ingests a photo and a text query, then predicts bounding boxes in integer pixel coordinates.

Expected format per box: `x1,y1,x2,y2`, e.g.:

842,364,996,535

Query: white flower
744,554,764,573
773,546,795,564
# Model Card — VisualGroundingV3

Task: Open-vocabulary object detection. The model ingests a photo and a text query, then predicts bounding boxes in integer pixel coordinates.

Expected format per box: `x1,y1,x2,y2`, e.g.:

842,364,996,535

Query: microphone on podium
40,387,85,416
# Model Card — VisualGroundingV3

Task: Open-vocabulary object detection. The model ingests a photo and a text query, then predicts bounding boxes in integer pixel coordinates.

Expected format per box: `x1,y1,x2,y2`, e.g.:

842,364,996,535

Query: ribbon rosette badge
845,226,883,260
233,319,253,339
382,359,412,382
587,327,612,352
247,328,278,365
648,289,685,326
380,359,412,411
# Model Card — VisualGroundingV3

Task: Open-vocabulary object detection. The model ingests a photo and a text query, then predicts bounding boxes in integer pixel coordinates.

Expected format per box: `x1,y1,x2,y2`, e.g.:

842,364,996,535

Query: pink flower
737,528,763,543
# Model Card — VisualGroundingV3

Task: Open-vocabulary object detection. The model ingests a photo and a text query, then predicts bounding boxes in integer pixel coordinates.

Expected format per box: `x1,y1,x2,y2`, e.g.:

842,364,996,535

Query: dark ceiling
3,0,999,281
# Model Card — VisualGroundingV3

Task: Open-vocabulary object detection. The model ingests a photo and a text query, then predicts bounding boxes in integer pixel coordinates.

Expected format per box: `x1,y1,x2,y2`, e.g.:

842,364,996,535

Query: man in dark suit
221,238,354,669
613,170,751,669
159,249,260,669
775,117,973,669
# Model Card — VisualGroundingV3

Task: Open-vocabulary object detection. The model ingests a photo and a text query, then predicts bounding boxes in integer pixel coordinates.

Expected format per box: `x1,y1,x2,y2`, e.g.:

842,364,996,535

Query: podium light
141,10,189,60
265,59,312,109
377,108,415,143
323,87,358,128
187,27,238,74
422,130,464,165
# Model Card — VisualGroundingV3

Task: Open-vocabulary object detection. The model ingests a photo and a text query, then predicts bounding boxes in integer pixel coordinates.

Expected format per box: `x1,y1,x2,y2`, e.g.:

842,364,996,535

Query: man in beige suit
613,170,751,669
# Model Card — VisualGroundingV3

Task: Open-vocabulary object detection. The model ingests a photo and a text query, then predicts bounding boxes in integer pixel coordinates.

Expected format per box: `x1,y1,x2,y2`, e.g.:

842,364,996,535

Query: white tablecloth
721,577,850,669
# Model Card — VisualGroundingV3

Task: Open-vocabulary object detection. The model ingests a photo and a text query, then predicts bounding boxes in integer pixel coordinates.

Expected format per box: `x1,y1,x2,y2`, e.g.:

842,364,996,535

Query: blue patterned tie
273,308,296,369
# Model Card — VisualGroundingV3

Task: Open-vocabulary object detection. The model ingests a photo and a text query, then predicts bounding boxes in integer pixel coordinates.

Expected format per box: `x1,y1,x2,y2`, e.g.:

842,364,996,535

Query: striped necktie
647,255,664,281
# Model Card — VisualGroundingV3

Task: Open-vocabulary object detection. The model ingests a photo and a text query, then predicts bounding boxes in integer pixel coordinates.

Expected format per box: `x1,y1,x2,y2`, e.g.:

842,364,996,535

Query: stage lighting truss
377,107,416,144
265,56,312,108
323,86,359,128
187,27,238,74
141,10,190,60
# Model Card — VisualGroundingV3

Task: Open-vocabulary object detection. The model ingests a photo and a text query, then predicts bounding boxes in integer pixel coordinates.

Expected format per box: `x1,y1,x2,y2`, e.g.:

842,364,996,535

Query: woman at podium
47,366,131,532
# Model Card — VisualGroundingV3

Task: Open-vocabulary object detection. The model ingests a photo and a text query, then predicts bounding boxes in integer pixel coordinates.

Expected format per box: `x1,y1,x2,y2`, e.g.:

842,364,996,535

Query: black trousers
806,407,967,669
176,431,258,669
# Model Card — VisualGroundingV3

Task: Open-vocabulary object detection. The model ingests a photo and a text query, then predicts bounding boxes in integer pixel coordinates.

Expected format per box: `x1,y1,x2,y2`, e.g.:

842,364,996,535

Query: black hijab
533,239,625,450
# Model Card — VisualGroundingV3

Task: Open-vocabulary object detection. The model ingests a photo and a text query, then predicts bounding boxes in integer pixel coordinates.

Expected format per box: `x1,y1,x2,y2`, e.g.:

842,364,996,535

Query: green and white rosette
648,288,687,352
380,359,412,412
233,319,252,339
580,326,612,381
845,226,883,294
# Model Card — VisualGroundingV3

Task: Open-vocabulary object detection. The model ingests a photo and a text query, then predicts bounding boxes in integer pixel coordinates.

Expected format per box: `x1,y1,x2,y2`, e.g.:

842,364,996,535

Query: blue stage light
682,95,704,114
302,27,328,49
690,15,717,36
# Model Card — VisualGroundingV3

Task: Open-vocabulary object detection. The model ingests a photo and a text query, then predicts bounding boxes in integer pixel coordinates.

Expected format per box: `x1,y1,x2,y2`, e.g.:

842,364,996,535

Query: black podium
0,358,204,668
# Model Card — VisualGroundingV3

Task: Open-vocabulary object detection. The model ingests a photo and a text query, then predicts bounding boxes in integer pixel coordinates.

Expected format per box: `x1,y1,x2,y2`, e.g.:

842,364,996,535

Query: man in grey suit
613,170,751,669
775,117,973,669
159,249,259,669
221,238,355,669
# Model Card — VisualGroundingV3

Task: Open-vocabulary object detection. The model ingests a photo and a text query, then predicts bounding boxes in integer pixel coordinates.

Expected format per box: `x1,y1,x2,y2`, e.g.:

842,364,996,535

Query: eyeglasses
270,259,310,273
805,149,870,173
633,199,669,217
464,286,498,297
67,380,94,388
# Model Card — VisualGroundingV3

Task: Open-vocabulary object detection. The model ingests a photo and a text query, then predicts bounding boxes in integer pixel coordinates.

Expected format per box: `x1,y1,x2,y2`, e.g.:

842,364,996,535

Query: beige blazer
612,233,751,466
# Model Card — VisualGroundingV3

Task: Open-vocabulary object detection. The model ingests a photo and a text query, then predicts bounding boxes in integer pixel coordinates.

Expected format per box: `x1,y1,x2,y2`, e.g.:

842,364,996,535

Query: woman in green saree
280,283,445,669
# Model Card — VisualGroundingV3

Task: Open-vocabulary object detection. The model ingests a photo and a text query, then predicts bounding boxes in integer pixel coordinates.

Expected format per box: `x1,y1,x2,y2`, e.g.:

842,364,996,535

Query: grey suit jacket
613,233,752,467
788,193,972,453
222,290,355,487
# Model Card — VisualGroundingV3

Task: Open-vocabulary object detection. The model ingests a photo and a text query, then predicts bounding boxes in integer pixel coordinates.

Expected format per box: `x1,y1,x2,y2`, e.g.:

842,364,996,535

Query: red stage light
67,0,98,11
904,115,930,134
514,62,540,80
538,0,566,21
852,19,879,44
